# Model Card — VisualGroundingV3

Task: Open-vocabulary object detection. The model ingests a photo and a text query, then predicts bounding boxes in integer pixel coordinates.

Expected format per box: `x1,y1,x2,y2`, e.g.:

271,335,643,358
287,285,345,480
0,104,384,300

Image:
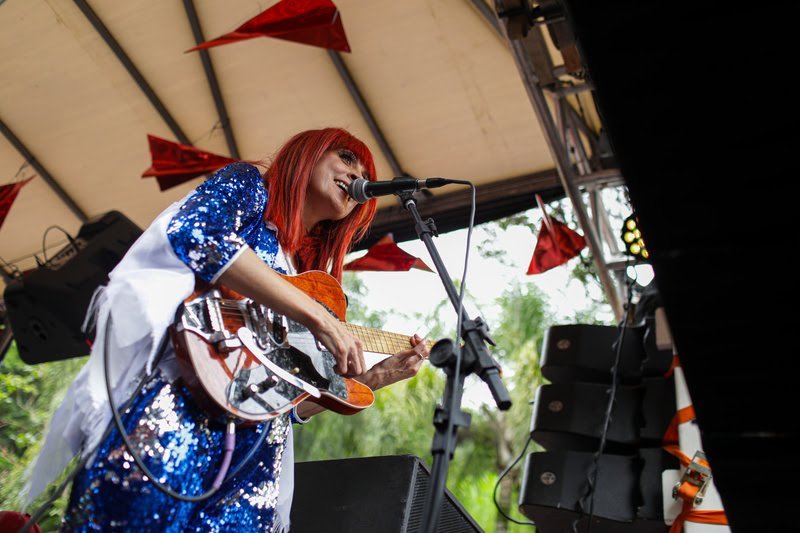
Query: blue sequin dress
62,163,295,532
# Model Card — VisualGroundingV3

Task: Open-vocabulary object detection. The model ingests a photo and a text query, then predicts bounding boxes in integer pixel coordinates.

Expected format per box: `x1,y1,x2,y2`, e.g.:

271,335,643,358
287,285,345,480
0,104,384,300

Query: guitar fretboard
344,323,433,355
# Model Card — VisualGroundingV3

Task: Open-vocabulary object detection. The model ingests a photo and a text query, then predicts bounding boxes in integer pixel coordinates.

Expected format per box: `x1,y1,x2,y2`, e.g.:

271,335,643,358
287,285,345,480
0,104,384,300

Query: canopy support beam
328,51,407,178
0,118,87,223
182,0,240,159
73,0,191,146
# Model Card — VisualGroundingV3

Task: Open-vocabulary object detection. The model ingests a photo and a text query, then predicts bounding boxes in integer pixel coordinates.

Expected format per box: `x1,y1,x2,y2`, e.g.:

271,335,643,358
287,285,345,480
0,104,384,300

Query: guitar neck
344,323,432,355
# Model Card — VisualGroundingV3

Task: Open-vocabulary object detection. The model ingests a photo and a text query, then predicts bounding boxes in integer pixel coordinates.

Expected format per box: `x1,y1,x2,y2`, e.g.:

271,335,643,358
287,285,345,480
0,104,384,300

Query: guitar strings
210,303,422,355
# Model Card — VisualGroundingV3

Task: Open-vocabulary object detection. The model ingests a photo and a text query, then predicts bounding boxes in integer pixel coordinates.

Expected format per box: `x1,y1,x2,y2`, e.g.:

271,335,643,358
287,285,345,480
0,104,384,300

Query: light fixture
621,214,649,260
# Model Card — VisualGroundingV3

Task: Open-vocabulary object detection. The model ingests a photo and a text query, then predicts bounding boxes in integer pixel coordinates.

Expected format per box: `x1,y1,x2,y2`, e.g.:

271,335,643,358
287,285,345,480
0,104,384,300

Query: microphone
347,177,453,203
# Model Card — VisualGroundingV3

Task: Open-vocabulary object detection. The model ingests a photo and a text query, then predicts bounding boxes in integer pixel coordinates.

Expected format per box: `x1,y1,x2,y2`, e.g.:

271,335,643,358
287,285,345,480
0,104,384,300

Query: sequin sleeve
167,162,268,283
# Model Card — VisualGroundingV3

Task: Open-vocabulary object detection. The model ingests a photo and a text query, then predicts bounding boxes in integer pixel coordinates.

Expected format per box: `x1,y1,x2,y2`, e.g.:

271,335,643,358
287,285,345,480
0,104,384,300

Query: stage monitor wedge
290,455,482,532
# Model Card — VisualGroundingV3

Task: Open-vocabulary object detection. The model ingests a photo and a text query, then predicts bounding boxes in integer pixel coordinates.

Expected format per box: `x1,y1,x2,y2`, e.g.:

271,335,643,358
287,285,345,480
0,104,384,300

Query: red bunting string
344,234,433,272
187,0,350,53
141,135,241,191
526,194,586,275
0,176,34,232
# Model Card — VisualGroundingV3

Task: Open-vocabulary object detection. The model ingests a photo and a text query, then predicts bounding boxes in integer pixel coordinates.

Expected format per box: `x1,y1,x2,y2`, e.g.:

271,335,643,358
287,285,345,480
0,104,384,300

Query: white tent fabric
0,0,575,279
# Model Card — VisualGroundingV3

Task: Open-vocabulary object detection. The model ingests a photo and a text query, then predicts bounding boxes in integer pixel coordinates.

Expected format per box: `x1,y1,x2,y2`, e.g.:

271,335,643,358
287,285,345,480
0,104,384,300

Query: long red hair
264,128,378,281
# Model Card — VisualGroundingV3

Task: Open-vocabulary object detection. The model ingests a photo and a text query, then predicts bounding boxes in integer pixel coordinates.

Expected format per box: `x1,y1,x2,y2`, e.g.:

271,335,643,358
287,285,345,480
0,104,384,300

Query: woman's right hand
308,307,366,378
218,249,366,377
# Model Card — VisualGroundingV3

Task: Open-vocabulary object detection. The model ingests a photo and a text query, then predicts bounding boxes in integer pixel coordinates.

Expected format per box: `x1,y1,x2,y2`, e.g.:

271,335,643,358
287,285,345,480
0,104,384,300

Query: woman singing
26,128,428,532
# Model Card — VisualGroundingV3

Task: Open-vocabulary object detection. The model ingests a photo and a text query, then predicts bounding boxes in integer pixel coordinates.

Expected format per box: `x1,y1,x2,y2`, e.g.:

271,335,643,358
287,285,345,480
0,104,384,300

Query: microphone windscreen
347,178,370,203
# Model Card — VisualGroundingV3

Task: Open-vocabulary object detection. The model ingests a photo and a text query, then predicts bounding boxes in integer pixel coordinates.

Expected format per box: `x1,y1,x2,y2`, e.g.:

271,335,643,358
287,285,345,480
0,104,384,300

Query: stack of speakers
518,309,678,532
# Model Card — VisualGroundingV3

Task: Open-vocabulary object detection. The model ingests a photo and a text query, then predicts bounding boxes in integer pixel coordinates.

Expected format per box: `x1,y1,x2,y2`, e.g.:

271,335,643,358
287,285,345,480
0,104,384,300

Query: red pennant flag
187,0,351,53
0,176,34,232
0,511,41,533
527,195,586,275
344,234,433,272
142,135,241,191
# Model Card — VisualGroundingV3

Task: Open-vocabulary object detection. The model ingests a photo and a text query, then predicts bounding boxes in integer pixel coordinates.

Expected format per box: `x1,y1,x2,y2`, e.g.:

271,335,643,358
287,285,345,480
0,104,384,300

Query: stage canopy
0,0,599,283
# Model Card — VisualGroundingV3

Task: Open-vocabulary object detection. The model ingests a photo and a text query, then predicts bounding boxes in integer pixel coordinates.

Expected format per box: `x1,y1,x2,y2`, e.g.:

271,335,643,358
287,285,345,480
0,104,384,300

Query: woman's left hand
361,334,429,391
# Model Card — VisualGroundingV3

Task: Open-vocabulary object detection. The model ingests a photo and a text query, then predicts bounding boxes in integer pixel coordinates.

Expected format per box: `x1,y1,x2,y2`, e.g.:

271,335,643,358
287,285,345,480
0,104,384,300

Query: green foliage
0,343,85,530
294,364,441,461
342,271,387,328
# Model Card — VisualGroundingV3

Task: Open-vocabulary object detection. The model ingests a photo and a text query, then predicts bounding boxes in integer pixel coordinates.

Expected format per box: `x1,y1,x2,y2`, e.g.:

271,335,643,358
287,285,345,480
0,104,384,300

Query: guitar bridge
177,290,245,351
215,336,242,352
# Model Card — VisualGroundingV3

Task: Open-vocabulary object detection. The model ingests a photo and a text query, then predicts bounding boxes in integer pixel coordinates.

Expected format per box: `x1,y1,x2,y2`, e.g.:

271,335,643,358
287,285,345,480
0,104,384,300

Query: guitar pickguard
173,290,350,421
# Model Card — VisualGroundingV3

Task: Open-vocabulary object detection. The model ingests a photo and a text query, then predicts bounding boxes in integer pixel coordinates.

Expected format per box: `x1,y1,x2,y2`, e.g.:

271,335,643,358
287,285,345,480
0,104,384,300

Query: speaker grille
291,455,482,532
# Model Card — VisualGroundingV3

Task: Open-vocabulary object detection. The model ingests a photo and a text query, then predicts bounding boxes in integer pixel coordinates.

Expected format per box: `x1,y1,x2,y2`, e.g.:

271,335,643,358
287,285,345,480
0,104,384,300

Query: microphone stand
393,189,512,533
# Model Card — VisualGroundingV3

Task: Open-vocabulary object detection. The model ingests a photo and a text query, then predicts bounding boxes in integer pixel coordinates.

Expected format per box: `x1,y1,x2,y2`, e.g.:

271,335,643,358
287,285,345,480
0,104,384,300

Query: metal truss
468,0,631,320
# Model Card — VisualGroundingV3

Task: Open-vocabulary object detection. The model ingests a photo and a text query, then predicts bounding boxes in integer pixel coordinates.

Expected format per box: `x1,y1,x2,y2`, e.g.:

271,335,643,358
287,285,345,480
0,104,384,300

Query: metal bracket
673,450,712,506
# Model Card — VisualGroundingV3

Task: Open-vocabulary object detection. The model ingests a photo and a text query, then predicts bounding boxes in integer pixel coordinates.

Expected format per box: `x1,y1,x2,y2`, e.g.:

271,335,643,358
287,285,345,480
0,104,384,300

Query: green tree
486,281,552,532
0,343,85,530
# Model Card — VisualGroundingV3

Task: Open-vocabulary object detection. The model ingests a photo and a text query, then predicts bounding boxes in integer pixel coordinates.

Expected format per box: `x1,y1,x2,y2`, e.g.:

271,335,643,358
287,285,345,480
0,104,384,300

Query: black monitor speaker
290,455,482,532
3,211,142,364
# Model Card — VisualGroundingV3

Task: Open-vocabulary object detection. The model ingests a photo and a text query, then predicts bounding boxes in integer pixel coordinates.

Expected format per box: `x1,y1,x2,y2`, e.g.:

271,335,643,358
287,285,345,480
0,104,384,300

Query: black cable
452,181,477,393
103,315,267,503
572,270,636,533
40,225,79,263
449,181,476,477
493,434,536,527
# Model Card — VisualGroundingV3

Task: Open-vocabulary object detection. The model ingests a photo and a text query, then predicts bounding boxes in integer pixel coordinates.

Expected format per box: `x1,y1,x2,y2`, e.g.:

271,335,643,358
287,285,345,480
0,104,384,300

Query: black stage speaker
3,211,142,364
290,455,482,532
518,449,675,533
642,315,673,377
530,379,675,452
530,382,642,453
541,324,646,384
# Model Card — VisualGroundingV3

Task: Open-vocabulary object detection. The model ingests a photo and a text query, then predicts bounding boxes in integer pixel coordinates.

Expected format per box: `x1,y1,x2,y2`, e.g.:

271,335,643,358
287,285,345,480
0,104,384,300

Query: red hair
264,128,378,281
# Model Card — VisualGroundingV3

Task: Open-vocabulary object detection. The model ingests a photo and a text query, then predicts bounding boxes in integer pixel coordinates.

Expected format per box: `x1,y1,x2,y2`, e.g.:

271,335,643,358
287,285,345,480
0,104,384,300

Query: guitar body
171,270,374,423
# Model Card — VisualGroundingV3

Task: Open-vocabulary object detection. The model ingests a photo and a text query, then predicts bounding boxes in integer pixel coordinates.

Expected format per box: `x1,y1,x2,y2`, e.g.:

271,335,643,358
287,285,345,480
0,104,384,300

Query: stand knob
429,338,457,369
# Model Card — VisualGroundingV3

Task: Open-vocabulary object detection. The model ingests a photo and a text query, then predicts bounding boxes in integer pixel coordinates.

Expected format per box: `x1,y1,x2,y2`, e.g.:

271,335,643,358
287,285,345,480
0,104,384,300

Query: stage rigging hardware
486,0,634,322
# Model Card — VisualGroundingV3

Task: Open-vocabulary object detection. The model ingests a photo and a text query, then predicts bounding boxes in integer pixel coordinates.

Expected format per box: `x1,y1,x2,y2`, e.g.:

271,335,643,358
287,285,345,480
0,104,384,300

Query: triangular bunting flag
0,176,34,232
187,0,350,53
344,234,433,272
142,135,241,191
526,195,586,275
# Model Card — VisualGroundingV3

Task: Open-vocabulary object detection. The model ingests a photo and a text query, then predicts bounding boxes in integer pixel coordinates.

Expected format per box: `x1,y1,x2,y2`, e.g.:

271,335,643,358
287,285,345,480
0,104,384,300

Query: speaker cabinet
530,383,643,453
290,455,482,532
639,377,675,444
541,324,646,384
518,449,672,533
642,315,673,377
4,211,142,364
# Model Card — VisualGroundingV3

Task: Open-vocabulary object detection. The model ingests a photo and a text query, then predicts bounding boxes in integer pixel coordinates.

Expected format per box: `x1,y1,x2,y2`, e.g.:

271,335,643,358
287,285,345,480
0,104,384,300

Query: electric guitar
170,270,429,423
